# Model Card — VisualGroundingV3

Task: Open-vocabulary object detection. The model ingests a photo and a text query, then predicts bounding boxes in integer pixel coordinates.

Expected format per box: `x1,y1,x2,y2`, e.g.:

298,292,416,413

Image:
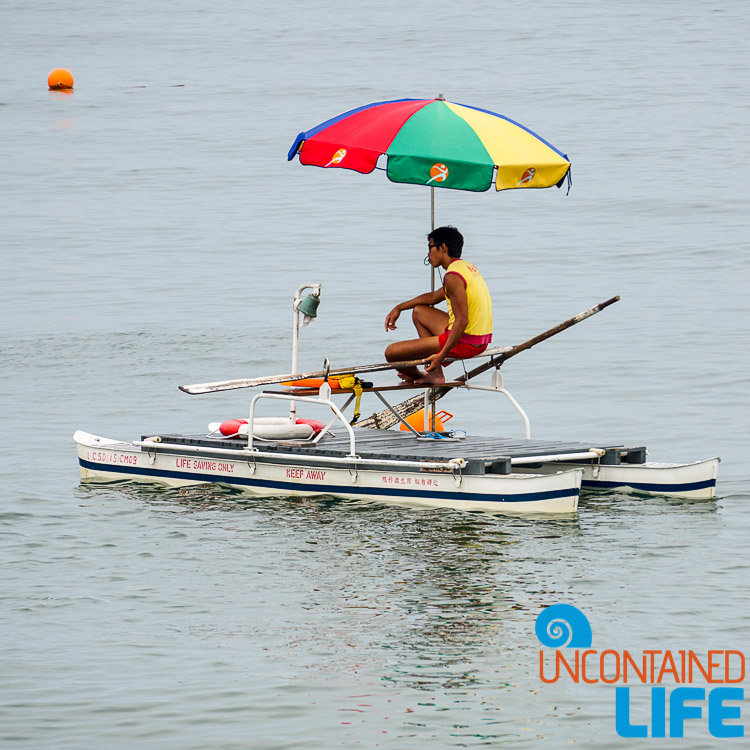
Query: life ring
295,418,326,433
209,418,325,440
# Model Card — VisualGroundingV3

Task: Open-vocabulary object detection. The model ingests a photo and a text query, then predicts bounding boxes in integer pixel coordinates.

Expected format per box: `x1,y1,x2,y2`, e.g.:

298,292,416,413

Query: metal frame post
290,282,321,422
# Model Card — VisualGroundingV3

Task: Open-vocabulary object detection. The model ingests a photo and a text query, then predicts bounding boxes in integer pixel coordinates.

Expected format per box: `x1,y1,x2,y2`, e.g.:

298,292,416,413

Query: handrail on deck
248,384,358,457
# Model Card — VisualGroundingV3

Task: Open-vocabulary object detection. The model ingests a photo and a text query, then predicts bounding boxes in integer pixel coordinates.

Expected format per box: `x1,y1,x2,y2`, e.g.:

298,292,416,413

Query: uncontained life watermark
535,604,746,739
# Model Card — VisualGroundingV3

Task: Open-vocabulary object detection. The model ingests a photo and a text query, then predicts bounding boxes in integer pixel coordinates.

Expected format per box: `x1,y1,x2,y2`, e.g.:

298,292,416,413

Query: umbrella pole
430,186,435,291
429,185,436,430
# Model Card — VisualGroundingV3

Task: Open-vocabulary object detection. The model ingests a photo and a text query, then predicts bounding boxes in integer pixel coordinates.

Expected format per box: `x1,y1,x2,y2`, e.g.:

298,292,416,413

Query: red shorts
438,329,489,360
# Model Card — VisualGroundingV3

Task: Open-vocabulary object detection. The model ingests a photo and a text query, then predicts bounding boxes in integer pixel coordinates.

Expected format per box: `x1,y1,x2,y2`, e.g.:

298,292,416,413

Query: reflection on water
75,481,584,694
579,489,719,515
27,465,747,747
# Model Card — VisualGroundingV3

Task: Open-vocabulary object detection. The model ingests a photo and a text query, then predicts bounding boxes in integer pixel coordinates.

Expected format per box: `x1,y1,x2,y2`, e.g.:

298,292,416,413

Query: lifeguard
384,225,493,385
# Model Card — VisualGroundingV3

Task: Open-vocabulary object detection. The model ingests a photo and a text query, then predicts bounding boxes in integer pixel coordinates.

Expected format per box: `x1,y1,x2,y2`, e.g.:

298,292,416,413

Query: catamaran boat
74,286,719,513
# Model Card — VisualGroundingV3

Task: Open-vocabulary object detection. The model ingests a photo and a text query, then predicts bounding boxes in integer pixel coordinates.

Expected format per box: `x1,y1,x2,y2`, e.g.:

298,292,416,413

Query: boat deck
147,429,647,475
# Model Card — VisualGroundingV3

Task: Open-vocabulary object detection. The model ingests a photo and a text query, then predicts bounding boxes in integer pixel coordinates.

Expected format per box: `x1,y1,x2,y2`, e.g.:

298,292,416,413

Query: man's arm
423,273,468,370
385,288,446,331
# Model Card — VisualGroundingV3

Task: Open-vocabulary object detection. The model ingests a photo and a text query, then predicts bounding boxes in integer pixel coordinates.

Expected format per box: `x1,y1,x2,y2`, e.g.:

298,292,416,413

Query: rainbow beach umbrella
288,95,571,194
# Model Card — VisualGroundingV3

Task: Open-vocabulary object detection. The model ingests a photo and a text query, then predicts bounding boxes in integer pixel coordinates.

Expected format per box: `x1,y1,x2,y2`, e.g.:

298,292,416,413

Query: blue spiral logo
535,604,592,648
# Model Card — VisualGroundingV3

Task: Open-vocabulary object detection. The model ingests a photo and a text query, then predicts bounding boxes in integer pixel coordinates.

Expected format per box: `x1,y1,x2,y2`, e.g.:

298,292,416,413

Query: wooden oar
179,345,513,395
179,297,618,397
356,296,620,430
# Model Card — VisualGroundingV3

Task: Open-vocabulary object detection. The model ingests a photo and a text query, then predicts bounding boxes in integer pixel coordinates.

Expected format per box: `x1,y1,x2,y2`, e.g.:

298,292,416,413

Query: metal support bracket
464,369,532,439
373,391,422,436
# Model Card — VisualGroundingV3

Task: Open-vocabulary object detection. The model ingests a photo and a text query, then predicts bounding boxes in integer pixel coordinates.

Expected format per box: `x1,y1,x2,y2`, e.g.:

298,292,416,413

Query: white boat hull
514,458,720,499
74,431,581,514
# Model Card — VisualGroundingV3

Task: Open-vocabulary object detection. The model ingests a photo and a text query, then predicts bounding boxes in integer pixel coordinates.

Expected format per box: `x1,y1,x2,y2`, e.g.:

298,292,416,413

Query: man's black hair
428,225,463,258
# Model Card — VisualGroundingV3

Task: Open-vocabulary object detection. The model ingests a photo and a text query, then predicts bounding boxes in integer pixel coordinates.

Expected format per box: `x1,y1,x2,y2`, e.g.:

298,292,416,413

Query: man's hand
422,351,444,372
385,306,401,332
415,350,447,385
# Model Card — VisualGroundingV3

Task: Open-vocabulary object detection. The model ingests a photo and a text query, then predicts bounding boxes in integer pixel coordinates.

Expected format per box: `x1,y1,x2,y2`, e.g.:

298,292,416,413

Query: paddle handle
459,295,620,382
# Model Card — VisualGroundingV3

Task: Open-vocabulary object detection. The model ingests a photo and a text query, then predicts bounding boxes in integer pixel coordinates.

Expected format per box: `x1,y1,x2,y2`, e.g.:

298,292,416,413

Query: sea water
2,1,749,747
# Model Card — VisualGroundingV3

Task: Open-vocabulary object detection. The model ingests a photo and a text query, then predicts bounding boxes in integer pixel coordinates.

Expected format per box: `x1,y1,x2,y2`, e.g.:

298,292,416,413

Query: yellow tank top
444,259,493,345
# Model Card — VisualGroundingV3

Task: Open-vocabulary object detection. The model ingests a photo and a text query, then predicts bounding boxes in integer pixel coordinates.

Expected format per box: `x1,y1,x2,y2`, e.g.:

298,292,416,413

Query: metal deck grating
149,428,645,468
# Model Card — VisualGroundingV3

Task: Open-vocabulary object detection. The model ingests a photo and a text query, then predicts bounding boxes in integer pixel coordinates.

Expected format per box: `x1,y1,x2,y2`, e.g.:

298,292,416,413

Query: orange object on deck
281,377,352,389
282,378,327,388
399,409,453,432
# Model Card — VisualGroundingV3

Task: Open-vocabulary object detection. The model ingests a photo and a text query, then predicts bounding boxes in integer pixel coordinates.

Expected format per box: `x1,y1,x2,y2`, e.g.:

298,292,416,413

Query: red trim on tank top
444,270,467,288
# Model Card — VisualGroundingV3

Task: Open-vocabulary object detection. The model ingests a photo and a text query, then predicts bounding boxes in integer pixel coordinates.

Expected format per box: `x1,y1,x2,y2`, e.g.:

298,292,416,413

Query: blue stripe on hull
582,478,716,493
78,458,577,505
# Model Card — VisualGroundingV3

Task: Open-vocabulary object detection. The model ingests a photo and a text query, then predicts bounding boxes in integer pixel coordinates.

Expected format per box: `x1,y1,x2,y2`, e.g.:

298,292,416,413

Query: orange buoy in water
48,68,74,90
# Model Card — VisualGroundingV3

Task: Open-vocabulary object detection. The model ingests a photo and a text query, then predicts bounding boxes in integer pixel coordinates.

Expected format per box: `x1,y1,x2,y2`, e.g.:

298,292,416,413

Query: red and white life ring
209,418,325,440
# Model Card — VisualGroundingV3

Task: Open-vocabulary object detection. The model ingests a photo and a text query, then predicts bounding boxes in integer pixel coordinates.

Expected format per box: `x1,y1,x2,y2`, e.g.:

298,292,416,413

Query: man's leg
385,336,441,381
385,306,449,381
412,305,448,338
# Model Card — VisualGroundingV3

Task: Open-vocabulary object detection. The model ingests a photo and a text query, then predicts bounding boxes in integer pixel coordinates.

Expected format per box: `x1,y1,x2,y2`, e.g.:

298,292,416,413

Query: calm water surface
2,1,749,747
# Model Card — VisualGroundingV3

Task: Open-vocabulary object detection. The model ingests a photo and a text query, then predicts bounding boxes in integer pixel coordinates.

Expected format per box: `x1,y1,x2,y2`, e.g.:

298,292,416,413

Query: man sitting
384,226,493,385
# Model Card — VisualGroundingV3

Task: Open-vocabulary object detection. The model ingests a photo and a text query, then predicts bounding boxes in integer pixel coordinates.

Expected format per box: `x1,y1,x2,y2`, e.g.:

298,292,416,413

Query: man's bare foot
414,367,445,386
397,370,417,383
